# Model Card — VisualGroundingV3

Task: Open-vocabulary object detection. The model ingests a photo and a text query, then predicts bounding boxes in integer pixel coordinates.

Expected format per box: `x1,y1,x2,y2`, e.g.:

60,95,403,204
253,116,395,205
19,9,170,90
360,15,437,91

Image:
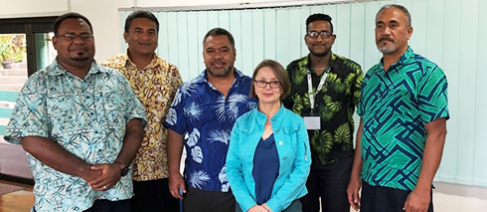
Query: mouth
211,61,226,68
138,42,152,46
379,37,394,43
70,48,87,52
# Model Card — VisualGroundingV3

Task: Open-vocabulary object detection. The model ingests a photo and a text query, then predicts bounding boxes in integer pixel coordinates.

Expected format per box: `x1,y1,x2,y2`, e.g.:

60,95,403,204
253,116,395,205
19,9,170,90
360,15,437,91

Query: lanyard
307,66,330,110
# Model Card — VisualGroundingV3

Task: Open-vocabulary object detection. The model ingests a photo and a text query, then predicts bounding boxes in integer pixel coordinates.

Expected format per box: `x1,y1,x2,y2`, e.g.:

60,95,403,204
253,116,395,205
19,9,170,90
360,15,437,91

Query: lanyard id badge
305,66,330,130
307,66,330,110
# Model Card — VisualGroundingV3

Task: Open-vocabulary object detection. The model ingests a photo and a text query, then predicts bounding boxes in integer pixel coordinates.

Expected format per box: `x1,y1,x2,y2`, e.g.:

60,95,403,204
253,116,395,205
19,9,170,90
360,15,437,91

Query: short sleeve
418,65,449,124
351,65,364,109
357,74,369,117
4,76,49,144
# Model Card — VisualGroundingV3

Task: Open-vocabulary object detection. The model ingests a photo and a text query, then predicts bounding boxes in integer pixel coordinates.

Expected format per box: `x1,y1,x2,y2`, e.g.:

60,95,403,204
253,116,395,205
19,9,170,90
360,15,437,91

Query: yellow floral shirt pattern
102,53,182,181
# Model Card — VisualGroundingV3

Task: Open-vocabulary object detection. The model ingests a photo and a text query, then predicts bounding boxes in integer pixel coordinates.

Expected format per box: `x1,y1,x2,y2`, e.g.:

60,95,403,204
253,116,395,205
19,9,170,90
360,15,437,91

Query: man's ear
407,26,413,40
52,36,58,50
123,32,129,43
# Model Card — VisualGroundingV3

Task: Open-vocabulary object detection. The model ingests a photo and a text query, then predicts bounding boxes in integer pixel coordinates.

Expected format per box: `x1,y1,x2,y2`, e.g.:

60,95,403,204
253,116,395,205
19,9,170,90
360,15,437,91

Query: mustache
211,59,226,64
379,36,395,43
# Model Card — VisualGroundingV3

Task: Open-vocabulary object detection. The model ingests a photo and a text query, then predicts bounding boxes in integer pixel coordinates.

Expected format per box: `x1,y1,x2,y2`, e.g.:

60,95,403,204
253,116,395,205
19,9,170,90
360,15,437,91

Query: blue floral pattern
4,60,147,212
164,70,257,192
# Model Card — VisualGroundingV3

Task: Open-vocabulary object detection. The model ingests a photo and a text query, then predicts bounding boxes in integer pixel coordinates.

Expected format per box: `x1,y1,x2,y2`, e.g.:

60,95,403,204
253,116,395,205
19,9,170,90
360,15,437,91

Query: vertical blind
120,0,487,187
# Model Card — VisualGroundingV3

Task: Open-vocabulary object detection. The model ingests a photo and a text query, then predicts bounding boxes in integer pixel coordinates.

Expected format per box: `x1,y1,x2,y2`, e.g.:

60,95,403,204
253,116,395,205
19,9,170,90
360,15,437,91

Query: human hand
403,188,430,212
88,163,121,191
247,205,270,212
347,176,362,211
169,172,186,199
79,166,102,183
261,203,272,212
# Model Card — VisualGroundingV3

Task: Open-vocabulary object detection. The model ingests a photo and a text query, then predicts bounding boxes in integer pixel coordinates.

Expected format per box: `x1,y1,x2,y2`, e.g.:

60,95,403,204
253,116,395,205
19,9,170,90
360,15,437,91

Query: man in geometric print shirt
347,4,449,212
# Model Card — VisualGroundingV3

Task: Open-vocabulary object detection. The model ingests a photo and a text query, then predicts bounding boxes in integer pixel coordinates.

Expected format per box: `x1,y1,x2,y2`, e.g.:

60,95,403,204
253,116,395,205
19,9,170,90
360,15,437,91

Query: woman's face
253,66,283,105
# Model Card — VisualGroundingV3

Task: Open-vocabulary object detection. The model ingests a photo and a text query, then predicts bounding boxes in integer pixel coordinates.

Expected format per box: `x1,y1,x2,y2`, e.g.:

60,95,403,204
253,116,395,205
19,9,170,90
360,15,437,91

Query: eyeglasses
307,31,333,39
254,80,280,89
57,33,94,41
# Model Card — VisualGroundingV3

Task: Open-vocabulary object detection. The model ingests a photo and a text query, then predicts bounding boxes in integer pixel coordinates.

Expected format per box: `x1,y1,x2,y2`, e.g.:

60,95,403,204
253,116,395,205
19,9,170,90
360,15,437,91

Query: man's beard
208,66,233,77
310,47,330,57
378,44,396,54
70,52,90,61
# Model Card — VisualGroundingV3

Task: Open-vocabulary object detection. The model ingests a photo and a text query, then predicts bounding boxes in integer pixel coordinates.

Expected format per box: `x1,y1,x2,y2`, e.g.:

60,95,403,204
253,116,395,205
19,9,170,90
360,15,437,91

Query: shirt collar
378,46,414,72
48,58,104,76
304,53,337,75
196,68,246,84
122,50,160,69
253,103,286,127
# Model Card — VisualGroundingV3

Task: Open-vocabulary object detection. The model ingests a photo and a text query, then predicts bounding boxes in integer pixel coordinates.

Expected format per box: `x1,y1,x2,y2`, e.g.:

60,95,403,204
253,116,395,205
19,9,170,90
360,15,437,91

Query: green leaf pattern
286,54,364,164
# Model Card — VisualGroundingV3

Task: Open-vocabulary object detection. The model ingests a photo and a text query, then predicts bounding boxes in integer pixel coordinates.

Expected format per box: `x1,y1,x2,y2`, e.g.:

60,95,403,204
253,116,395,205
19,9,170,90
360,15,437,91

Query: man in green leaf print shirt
283,13,364,212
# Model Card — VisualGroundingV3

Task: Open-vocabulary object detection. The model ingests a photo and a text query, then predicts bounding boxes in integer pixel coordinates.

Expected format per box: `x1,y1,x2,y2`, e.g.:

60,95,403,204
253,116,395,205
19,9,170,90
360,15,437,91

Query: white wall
0,0,343,61
1,0,487,211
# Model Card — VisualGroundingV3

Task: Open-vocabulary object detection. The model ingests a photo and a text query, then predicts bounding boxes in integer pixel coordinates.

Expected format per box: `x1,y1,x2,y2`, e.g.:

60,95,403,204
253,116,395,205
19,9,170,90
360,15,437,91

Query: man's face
203,35,236,77
375,8,412,55
305,20,336,57
53,18,95,64
124,18,158,57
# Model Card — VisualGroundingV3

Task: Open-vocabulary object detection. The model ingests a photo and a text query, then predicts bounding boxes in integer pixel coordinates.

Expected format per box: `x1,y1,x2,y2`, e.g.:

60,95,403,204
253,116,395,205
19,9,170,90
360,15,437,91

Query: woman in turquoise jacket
226,60,311,212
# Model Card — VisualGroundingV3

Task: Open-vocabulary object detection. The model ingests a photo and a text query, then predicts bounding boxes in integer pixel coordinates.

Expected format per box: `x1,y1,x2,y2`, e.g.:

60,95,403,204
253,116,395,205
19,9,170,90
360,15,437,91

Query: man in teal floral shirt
284,13,364,212
4,13,146,212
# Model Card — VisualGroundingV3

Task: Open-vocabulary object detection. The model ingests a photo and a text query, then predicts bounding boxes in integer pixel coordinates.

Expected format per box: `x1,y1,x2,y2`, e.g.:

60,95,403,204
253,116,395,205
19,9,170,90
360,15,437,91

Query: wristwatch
115,161,129,177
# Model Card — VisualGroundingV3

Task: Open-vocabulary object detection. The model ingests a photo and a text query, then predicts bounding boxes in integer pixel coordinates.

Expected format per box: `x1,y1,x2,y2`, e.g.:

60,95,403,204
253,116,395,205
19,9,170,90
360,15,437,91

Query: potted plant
0,34,26,69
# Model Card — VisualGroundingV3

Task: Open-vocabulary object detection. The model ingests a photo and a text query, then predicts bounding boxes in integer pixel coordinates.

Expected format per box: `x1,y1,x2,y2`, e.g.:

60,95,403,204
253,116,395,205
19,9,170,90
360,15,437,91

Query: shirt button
279,141,283,146
283,157,287,160
245,129,248,133
276,129,280,133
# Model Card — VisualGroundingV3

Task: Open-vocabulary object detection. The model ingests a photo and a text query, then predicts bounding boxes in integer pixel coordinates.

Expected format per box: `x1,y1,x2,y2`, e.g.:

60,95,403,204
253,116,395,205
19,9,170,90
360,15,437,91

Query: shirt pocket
281,125,299,167
236,127,258,163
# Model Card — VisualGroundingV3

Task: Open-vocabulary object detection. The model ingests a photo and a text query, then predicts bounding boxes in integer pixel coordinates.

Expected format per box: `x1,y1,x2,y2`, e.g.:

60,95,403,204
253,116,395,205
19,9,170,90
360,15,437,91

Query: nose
212,50,225,59
383,27,392,35
72,36,85,43
315,35,325,42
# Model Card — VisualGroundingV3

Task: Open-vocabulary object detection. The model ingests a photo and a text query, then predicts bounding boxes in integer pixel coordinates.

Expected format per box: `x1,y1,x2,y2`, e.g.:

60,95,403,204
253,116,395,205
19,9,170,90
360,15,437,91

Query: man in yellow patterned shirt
102,10,182,212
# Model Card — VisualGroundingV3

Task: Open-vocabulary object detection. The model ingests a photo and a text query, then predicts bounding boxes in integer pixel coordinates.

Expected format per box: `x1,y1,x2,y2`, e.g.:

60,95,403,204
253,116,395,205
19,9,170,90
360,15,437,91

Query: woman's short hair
250,59,291,100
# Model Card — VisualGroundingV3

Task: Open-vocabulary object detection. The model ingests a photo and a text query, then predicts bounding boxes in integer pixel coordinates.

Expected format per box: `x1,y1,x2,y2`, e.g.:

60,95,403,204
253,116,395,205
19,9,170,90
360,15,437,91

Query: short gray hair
376,4,411,27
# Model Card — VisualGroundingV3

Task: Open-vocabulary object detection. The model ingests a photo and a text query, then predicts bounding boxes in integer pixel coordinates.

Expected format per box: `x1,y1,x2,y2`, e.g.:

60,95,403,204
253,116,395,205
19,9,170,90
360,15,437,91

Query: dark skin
305,20,336,76
167,129,185,199
124,17,159,70
167,35,238,200
22,119,144,191
52,18,95,79
22,18,145,192
89,119,144,190
347,118,447,212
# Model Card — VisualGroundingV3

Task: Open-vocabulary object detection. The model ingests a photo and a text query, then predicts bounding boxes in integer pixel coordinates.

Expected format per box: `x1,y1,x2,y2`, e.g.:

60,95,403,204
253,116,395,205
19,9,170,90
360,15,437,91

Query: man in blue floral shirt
165,28,257,212
4,13,146,212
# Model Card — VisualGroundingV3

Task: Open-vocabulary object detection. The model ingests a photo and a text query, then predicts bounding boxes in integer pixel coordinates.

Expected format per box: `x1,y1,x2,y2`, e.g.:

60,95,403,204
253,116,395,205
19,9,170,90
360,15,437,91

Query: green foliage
0,34,26,64
334,123,351,144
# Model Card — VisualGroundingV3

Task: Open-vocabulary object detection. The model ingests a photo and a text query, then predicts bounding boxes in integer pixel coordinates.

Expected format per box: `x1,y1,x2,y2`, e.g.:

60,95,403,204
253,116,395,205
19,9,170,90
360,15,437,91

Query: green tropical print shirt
284,54,364,165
